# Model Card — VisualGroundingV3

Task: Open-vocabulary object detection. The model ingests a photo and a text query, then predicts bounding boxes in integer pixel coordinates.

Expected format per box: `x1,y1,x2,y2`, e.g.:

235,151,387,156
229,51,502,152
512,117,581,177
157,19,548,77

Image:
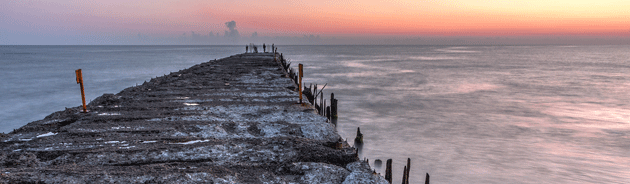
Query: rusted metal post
75,69,87,113
298,64,303,104
385,159,392,183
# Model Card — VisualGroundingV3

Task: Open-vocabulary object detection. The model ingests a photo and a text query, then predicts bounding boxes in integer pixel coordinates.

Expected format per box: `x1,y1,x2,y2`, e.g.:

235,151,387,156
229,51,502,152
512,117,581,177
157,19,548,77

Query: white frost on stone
98,112,121,116
111,126,131,130
41,119,62,125
170,140,209,145
36,132,57,138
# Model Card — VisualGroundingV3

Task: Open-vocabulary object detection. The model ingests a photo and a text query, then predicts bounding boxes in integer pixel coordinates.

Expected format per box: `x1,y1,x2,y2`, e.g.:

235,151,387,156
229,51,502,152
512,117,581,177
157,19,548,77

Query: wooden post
425,173,429,184
326,106,331,120
402,166,407,184
354,127,363,144
314,84,318,110
75,69,87,113
320,90,324,115
405,158,411,184
385,159,392,183
308,83,313,103
331,93,337,119
299,64,303,105
323,100,327,117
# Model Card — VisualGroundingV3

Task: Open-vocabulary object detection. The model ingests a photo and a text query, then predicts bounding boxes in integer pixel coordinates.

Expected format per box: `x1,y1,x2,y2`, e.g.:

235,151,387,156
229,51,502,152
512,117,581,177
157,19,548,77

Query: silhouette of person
246,45,248,53
263,43,266,53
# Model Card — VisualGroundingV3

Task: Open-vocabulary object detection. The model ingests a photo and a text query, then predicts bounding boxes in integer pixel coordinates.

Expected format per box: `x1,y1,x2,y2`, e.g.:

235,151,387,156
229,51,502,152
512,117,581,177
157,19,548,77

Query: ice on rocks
36,132,57,138
170,139,209,145
98,112,121,116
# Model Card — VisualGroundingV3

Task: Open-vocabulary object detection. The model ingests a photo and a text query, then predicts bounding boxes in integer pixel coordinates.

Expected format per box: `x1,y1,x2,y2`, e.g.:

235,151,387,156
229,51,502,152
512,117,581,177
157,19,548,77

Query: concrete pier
0,53,387,183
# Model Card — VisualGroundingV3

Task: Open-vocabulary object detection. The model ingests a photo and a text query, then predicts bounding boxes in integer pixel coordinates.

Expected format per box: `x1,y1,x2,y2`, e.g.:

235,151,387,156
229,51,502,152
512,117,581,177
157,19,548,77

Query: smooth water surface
282,45,630,184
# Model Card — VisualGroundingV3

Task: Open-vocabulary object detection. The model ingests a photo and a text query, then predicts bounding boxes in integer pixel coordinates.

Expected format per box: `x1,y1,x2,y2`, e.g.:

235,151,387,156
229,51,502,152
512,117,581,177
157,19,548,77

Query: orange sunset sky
1,0,629,44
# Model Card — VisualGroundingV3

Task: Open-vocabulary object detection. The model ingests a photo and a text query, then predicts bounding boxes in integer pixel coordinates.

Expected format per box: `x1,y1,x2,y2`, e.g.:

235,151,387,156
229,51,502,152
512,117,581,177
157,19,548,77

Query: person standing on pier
246,45,248,53
263,43,266,53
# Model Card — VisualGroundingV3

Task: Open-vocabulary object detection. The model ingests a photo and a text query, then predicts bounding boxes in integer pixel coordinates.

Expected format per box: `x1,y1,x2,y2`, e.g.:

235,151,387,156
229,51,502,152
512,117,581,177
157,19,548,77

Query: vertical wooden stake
331,93,337,119
75,69,87,113
320,91,324,115
323,100,326,116
405,158,411,184
425,173,430,184
298,64,303,105
314,84,318,110
402,166,407,184
385,159,392,183
326,106,331,120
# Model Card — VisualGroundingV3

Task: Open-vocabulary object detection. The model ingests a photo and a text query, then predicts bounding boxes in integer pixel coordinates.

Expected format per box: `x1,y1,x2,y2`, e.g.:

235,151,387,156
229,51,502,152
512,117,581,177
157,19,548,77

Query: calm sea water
2,45,630,183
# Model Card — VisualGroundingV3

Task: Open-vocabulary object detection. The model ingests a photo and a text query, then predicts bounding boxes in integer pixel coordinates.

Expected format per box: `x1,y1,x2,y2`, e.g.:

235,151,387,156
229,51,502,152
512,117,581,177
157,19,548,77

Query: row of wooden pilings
383,158,427,184
276,52,337,120
274,50,427,184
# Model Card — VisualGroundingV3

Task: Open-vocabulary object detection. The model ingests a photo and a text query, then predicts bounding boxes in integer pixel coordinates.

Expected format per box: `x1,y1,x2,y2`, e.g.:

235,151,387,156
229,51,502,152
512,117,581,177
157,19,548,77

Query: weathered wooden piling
405,158,411,184
385,159,393,183
320,91,324,115
354,127,363,144
402,166,408,184
326,106,331,119
331,93,338,119
425,173,430,184
298,64,303,104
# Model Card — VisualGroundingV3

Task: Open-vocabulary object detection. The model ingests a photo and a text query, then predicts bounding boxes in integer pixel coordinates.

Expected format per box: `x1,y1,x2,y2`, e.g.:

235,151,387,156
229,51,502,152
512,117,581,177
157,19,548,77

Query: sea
1,45,629,183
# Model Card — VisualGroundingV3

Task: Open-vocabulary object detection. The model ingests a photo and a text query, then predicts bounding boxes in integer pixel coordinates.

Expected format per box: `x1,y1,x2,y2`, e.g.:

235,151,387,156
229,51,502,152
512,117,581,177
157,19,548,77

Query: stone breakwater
0,53,388,183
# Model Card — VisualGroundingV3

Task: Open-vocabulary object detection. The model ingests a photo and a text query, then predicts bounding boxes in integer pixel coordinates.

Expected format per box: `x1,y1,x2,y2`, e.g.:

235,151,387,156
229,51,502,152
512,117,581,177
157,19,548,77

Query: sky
1,0,629,45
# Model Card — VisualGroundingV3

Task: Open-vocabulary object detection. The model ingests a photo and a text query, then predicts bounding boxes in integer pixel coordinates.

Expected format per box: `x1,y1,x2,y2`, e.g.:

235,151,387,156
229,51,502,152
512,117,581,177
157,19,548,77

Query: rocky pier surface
0,53,387,183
